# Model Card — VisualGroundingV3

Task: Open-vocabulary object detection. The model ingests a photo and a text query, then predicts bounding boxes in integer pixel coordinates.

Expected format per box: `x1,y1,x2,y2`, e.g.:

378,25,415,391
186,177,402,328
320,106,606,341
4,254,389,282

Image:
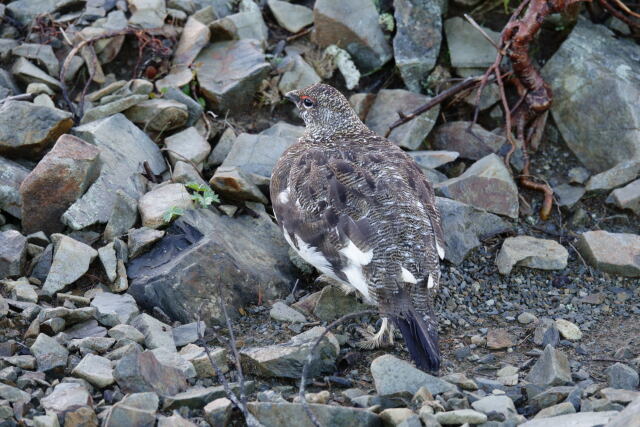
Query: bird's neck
302,119,373,143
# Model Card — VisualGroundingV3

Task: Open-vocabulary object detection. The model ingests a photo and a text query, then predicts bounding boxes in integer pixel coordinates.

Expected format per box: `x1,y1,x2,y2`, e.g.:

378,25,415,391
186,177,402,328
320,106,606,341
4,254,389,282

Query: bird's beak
285,91,300,104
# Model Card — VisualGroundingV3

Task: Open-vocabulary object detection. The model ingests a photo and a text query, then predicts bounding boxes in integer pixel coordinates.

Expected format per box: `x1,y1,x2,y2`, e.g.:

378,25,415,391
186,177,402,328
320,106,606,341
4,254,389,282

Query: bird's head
285,83,365,140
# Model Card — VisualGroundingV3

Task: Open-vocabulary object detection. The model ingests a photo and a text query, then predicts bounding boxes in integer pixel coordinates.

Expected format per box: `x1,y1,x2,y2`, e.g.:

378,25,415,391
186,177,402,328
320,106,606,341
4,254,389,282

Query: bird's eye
302,98,314,108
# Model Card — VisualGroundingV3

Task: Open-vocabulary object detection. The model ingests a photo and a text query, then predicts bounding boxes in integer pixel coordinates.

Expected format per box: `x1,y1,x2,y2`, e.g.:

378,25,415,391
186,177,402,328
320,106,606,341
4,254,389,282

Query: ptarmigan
270,83,444,372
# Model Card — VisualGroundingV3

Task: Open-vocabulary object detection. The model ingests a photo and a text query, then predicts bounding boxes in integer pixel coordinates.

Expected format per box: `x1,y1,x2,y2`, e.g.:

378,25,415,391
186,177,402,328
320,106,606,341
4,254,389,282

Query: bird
270,83,445,372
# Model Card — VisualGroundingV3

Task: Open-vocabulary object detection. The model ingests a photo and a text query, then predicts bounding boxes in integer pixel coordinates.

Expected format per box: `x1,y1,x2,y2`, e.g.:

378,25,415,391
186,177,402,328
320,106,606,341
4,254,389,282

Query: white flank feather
401,267,418,284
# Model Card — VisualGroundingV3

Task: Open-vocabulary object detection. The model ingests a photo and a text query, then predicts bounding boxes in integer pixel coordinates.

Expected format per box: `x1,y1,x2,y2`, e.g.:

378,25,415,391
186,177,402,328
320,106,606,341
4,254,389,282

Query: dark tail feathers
393,311,440,373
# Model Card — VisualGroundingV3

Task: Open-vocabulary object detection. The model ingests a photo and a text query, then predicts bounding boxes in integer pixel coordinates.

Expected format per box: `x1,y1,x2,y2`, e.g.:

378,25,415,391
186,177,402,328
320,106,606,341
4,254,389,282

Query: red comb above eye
300,95,310,100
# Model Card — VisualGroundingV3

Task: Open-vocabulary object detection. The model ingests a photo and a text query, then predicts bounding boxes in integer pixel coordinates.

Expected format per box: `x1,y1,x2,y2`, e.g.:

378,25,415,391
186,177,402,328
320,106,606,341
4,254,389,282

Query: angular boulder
496,236,568,275
577,230,640,277
0,156,30,218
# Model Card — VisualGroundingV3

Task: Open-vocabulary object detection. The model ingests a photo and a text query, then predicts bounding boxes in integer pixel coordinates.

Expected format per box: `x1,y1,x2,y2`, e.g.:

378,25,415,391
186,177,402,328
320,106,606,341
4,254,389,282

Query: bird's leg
357,317,395,349
315,274,356,296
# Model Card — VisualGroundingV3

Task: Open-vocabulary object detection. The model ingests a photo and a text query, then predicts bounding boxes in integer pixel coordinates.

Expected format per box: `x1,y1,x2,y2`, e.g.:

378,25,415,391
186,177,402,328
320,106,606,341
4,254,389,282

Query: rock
104,392,159,427
519,312,538,324
128,0,167,28
114,349,188,395
535,401,576,418
30,333,68,374
10,279,38,303
11,58,62,91
437,153,519,218
471,395,517,421
81,94,148,124
173,161,208,187
0,383,31,404
41,382,92,415
435,409,488,425
554,184,585,208
606,396,640,427
393,0,442,92
431,121,510,161
172,16,210,69
436,196,511,264
444,17,500,71
128,227,165,258
599,387,640,404
19,135,101,234
312,0,391,72
164,127,210,170
379,408,419,426
0,156,30,218
209,3,268,44
179,344,228,378
606,363,639,390
519,411,619,427
268,0,313,33
171,321,204,347
71,354,114,388
365,89,440,150
42,235,97,296
158,414,197,426
131,313,176,351
0,101,72,158
586,160,640,191
151,347,196,378
496,236,569,275
162,87,204,126
5,0,58,25
371,354,457,396
108,324,145,344
3,355,36,370
138,183,194,229
607,178,640,215
311,284,370,321
278,54,321,95
577,230,640,277
530,386,577,409
270,301,307,323
204,397,232,426
218,131,294,179
555,319,582,341
12,43,59,76
441,372,478,391
125,99,189,132
98,243,118,282
248,402,381,427
207,127,236,167
209,166,269,204
526,344,572,387
408,151,459,170
486,328,515,350
32,414,59,427
91,292,140,327
241,326,339,378
196,40,270,113
0,230,27,279
63,114,166,230
127,208,294,325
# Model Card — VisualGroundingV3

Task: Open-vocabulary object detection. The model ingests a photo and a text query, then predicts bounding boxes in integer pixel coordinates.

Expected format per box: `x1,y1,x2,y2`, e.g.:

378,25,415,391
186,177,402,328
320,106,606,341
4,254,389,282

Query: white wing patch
338,239,373,302
427,274,436,289
342,264,370,301
339,240,373,266
401,267,417,284
436,242,445,260
278,188,290,204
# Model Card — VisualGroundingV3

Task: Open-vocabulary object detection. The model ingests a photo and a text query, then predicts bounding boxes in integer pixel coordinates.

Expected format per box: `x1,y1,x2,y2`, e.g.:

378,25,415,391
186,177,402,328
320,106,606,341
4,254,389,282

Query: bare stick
463,14,501,50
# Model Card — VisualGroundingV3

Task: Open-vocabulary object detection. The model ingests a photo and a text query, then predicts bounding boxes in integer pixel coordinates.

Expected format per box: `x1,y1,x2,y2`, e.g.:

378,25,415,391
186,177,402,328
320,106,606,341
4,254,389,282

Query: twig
463,14,501,50
598,0,640,28
0,94,34,105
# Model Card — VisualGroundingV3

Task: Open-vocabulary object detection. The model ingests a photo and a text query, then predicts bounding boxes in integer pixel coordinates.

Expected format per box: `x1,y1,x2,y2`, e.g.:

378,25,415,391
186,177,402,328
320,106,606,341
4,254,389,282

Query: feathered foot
315,275,356,296
357,317,395,349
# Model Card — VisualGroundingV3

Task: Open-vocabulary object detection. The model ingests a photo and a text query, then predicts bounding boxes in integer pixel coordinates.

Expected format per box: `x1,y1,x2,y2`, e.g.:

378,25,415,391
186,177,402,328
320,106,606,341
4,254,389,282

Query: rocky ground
0,0,639,426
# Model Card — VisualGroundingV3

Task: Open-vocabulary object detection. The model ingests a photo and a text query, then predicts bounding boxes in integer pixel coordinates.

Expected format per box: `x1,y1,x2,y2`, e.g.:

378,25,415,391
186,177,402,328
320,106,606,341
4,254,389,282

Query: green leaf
181,85,191,96
163,206,184,223
160,87,168,95
186,182,207,192
198,97,206,108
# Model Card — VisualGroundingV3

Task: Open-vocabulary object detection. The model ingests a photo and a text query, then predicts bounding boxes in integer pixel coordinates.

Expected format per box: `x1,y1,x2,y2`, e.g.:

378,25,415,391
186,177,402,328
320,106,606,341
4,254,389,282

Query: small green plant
379,13,395,32
181,84,191,96
186,182,220,207
163,206,185,223
197,97,206,108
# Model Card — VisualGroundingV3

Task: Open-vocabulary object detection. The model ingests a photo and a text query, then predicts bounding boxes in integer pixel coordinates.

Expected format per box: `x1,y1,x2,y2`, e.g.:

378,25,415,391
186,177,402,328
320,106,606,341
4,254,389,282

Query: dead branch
598,0,640,28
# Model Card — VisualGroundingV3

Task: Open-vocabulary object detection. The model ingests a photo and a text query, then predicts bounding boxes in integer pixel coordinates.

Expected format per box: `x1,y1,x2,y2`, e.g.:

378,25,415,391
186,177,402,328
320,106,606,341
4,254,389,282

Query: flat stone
554,184,585,208
441,372,478,391
170,321,204,347
64,114,166,230
365,89,440,150
11,279,38,303
179,344,228,378
125,99,189,132
103,392,159,427
408,151,459,170
30,333,68,374
42,235,97,296
519,411,619,427
437,153,519,218
393,0,442,92
486,328,515,350
606,363,639,390
530,386,577,409
172,15,210,69
555,318,582,341
496,236,569,275
11,58,62,91
196,40,270,113
0,156,30,218
431,121,513,162
435,409,487,425
81,94,148,124
606,397,640,427
173,161,208,187
586,160,640,191
151,347,196,378
204,397,232,426
371,354,457,397
20,135,101,234
0,101,72,158
32,414,59,427
12,43,59,76
219,132,294,179
209,5,268,44
471,395,517,421
164,127,210,170
247,402,381,427
278,54,321,95
312,0,392,72
607,178,640,215
41,382,92,414
108,324,146,344
268,0,313,33
519,312,538,324
164,385,233,410
535,401,576,418
3,355,36,370
98,242,117,282
207,127,236,167
114,349,188,395
6,0,58,25
91,292,140,327
311,284,370,321
599,387,640,404
128,227,165,258
158,414,197,426
0,230,27,279
577,230,640,277
270,301,307,323
138,183,194,229
128,0,167,28
71,353,114,388
162,87,204,126
0,383,31,404
131,313,176,351
526,344,572,387
445,17,500,70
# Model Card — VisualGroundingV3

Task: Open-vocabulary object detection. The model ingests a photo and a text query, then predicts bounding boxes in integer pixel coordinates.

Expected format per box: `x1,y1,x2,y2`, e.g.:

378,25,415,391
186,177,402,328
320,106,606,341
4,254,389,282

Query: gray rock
98,242,118,282
270,301,307,323
535,401,576,419
207,127,236,167
172,321,205,347
125,99,189,132
435,409,487,425
131,313,176,351
20,134,101,235
2,355,36,370
436,154,519,218
542,18,640,173
91,292,140,327
196,40,270,113
219,132,294,179
127,208,295,325
568,167,590,184
162,87,204,126
313,0,392,72
310,284,370,321
436,197,511,264
0,383,31,404
606,363,639,390
164,127,210,170
173,161,208,187
82,94,149,124
10,278,38,303
577,230,640,277
519,411,619,427
0,156,30,218
163,384,244,410
108,324,146,344
555,319,582,341
30,333,69,374
599,387,640,404
268,0,313,33
151,347,196,378
41,382,92,414
114,349,188,395
71,353,114,388
241,326,339,379
586,160,640,192
607,178,640,215
158,414,198,426
12,43,59,76
408,151,459,170
42,235,97,296
32,414,59,427
365,89,440,150
526,344,572,387
210,164,273,203
371,354,457,396
0,230,27,279
128,0,167,28
179,343,228,378
6,0,57,25
248,402,381,427
172,16,210,69
393,0,442,92
128,227,165,259
606,396,640,427
104,392,159,427
64,114,166,230
530,386,578,409
138,183,194,229
496,236,568,275
554,184,585,208
209,6,268,44
444,17,500,70
204,397,232,426
471,395,517,421
11,58,62,91
278,54,321,95
431,121,515,163
0,101,72,158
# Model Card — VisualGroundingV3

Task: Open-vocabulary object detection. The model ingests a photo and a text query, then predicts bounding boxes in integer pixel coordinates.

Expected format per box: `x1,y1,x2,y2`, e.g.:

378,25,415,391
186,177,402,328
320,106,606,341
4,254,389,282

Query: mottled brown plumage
270,83,444,371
